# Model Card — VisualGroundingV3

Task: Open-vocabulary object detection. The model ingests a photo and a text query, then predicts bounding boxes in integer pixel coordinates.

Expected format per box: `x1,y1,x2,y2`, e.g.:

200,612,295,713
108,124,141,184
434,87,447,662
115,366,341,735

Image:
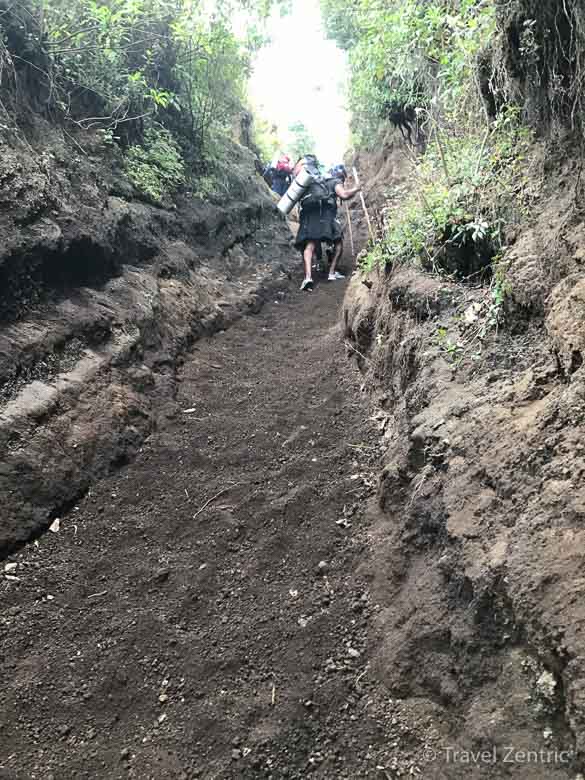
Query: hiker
271,154,293,196
324,164,352,280
294,156,362,291
262,162,274,188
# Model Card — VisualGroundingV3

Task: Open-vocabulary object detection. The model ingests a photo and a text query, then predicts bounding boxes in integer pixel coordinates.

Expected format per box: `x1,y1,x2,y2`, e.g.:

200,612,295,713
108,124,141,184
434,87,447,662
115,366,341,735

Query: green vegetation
370,107,534,277
319,0,557,292
125,127,185,204
321,0,496,148
287,121,316,163
0,0,282,201
252,110,281,163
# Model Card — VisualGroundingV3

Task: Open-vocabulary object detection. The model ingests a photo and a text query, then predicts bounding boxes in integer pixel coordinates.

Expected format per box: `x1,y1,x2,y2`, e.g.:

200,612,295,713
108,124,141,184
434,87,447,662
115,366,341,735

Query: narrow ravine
3,0,585,776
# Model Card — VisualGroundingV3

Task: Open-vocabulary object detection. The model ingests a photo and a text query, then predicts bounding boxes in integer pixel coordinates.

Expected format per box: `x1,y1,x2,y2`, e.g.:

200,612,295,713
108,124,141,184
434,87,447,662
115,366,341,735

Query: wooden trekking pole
352,167,375,242
345,201,355,259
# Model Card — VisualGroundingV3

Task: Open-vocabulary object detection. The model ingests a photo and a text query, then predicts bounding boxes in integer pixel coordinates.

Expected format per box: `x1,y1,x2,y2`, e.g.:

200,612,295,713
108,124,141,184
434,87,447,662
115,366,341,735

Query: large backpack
300,175,336,208
291,155,337,209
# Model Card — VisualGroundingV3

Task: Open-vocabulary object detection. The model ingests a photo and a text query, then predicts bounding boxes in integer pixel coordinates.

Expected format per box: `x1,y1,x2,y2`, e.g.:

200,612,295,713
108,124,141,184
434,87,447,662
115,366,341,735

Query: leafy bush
321,0,496,148
192,132,258,202
0,0,283,192
320,0,541,286
38,0,252,153
125,127,185,204
362,109,534,277
251,109,280,163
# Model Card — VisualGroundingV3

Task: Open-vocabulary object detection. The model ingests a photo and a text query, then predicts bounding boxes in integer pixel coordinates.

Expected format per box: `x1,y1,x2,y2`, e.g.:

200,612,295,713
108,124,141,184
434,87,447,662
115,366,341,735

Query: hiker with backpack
324,164,353,280
271,154,294,196
293,156,362,291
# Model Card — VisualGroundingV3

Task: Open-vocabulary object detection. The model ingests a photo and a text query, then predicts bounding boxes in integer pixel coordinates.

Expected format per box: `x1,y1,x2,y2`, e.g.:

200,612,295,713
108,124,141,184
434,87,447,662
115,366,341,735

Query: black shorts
294,204,342,251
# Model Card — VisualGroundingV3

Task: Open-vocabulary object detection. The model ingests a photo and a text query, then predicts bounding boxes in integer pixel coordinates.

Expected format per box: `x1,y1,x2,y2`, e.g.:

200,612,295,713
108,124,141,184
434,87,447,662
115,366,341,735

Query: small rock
316,561,329,576
347,648,361,659
4,563,18,573
159,694,168,704
49,518,61,533
536,670,557,702
120,748,131,762
231,749,242,761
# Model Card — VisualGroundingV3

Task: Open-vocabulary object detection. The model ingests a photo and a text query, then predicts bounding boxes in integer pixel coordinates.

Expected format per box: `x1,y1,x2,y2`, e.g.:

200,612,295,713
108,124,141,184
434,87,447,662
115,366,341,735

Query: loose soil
0,278,401,779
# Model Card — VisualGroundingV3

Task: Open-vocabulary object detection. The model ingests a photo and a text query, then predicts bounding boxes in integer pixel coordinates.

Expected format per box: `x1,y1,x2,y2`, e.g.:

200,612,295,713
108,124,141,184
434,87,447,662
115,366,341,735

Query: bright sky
248,0,349,169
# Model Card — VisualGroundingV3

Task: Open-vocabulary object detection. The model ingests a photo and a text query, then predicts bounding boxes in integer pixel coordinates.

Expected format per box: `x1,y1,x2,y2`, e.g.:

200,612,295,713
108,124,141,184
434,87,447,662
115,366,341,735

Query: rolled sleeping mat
277,167,314,215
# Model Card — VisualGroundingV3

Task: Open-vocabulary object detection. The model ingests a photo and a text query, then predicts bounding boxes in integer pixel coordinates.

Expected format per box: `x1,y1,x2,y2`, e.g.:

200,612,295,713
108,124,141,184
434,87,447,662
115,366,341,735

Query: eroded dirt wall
342,143,585,776
0,121,295,554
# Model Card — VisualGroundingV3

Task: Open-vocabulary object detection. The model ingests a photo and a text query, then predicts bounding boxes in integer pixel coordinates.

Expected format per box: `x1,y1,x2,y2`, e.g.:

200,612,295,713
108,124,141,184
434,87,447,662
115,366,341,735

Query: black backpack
295,155,337,208
300,174,337,208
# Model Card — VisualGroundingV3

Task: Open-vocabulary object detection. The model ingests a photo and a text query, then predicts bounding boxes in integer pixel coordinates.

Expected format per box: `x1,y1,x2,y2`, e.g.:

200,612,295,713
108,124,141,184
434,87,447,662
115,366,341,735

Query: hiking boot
300,278,314,292
328,271,346,281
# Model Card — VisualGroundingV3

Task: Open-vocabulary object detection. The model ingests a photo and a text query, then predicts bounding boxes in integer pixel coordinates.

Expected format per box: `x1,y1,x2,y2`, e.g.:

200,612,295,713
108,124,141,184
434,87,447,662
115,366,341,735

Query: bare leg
303,241,315,280
329,238,343,277
314,241,323,271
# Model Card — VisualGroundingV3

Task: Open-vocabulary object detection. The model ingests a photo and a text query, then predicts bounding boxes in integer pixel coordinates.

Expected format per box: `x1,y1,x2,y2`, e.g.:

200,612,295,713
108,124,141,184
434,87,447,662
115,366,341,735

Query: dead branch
193,483,243,520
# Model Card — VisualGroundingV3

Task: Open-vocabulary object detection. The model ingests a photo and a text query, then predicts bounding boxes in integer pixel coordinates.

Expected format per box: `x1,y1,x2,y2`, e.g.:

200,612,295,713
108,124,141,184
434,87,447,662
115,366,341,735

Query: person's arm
335,182,362,201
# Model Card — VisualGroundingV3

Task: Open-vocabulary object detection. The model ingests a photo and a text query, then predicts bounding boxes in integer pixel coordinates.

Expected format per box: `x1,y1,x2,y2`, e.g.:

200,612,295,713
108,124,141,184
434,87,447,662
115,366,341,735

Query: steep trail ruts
0,279,397,779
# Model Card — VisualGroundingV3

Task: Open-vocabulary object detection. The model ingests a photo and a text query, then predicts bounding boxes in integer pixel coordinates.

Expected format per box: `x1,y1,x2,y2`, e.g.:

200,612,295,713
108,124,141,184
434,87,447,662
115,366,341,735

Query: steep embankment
0,121,294,554
343,136,585,777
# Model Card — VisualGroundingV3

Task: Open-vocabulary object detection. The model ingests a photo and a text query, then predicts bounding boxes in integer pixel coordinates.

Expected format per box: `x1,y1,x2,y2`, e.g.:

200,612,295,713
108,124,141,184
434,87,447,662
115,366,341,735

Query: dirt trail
0,278,397,779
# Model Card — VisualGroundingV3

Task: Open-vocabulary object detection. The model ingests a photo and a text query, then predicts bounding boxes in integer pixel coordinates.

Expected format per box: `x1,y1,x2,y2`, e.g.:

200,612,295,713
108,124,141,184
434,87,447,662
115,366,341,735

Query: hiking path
0,279,398,779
